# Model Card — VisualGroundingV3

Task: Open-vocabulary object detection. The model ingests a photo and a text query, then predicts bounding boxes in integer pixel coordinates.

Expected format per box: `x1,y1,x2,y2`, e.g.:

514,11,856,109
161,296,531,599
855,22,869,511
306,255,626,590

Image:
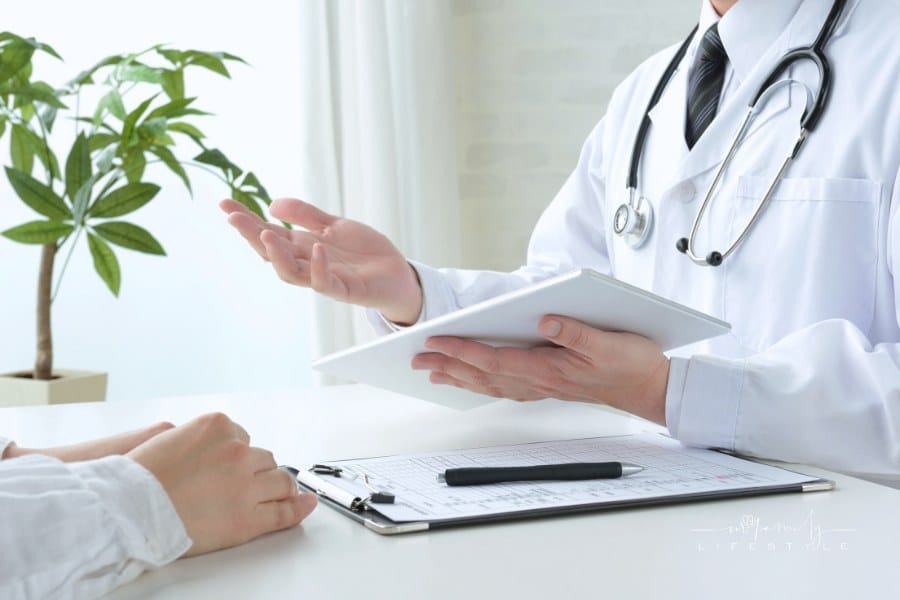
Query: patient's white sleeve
0,453,191,599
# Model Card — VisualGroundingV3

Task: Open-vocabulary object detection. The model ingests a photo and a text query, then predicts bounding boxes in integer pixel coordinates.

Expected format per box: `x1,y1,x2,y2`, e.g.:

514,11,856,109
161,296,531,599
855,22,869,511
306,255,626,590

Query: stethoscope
612,0,848,267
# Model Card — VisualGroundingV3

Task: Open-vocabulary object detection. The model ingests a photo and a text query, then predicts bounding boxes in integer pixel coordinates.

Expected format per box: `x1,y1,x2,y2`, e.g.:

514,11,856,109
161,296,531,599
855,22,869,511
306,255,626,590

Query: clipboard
313,269,731,410
288,433,834,535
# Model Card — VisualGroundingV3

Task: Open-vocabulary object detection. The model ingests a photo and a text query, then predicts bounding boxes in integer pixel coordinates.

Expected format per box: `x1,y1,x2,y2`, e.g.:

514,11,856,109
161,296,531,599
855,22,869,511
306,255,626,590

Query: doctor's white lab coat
373,0,900,481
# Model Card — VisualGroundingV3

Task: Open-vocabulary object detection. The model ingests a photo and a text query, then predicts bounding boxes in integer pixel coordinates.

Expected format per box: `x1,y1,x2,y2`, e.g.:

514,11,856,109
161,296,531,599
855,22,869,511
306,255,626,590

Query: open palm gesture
221,198,423,324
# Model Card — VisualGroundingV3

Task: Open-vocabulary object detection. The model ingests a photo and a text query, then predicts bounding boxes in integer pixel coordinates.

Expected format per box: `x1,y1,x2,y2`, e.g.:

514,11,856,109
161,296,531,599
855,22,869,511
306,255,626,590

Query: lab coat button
673,181,696,202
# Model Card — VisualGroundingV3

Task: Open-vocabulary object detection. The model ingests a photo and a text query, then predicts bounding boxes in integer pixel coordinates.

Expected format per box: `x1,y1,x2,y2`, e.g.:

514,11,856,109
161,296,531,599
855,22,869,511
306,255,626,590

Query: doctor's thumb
539,316,596,353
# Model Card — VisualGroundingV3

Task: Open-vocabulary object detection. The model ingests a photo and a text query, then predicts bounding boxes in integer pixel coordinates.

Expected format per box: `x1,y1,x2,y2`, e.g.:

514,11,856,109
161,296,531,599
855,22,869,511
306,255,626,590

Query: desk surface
2,386,896,599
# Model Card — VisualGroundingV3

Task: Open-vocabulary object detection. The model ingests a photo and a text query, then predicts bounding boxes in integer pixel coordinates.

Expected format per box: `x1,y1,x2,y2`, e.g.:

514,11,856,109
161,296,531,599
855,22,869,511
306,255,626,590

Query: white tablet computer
313,269,730,409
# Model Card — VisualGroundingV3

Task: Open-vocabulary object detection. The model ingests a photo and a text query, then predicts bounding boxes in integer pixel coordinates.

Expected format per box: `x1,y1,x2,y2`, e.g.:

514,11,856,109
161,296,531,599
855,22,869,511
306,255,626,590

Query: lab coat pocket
725,176,882,352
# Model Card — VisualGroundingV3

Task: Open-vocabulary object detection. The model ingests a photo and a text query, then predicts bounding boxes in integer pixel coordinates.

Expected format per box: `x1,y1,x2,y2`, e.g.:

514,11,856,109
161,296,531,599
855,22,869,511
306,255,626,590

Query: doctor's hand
128,412,317,557
413,315,670,425
221,197,423,324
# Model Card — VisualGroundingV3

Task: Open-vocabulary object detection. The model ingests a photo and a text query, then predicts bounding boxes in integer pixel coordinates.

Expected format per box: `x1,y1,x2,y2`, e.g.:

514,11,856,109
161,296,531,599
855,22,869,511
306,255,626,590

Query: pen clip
310,463,344,477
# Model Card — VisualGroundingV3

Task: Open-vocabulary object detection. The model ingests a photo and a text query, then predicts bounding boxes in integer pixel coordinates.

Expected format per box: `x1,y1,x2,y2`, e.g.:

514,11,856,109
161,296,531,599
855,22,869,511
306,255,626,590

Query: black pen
437,462,644,486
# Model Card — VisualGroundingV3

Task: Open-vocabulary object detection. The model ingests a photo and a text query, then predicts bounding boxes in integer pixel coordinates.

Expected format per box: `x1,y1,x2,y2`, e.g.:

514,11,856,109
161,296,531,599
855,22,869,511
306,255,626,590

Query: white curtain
296,0,462,380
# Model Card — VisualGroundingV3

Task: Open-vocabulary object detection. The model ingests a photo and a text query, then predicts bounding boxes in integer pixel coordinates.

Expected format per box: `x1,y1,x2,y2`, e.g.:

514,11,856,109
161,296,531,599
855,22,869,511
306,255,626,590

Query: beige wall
451,0,697,271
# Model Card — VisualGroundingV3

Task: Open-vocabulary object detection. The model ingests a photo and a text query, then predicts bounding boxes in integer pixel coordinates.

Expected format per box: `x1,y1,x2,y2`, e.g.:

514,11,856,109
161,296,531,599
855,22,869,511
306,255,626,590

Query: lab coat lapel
675,57,792,187
646,62,689,166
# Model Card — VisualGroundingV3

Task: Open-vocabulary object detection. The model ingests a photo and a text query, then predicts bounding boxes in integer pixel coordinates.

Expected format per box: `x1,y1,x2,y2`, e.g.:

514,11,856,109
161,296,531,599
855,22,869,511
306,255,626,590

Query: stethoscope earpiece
676,238,721,265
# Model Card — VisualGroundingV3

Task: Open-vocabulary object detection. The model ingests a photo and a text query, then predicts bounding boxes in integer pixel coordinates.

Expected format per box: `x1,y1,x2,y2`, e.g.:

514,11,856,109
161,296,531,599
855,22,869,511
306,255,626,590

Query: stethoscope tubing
617,0,847,266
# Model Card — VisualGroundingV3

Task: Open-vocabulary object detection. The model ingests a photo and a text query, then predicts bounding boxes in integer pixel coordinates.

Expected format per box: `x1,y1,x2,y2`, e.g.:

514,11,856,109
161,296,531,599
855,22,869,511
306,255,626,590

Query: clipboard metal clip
308,464,396,508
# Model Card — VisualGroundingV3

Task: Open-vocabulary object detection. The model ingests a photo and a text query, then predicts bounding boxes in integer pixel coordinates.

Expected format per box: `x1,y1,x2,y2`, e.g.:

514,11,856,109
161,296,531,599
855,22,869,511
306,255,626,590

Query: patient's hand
128,412,317,557
221,197,423,325
2,421,174,461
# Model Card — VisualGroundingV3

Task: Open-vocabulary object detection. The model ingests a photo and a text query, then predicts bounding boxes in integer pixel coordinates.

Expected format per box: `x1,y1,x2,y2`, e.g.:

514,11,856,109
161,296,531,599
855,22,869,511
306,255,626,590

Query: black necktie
685,23,728,149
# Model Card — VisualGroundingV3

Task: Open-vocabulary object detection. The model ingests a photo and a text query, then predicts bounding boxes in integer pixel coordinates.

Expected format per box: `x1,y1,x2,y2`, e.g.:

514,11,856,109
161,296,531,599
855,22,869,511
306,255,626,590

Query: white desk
2,385,897,599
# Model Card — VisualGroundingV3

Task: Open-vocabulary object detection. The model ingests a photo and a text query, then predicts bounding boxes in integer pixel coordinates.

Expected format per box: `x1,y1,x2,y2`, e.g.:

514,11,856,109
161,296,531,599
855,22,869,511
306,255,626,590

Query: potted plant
0,32,273,406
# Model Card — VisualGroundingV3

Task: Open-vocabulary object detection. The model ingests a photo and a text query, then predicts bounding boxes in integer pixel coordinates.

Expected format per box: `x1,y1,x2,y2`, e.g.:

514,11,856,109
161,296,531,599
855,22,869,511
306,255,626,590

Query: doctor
222,0,900,481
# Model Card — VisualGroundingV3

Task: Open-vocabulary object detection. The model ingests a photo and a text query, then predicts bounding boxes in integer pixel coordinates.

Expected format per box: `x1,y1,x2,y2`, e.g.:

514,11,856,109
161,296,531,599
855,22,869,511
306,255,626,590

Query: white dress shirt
0,436,191,599
370,0,900,482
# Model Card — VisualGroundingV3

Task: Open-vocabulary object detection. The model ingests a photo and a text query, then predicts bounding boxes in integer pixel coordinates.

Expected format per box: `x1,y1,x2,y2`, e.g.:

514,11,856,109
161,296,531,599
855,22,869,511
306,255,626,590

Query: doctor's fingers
221,199,292,241
422,337,543,378
309,243,357,300
226,212,287,261
261,231,313,286
414,352,541,395
539,315,621,360
269,197,337,231
428,371,545,402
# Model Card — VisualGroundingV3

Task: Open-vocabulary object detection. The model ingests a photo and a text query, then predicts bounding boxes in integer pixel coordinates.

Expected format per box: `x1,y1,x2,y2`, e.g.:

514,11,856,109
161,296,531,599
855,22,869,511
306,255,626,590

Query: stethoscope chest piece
613,193,654,249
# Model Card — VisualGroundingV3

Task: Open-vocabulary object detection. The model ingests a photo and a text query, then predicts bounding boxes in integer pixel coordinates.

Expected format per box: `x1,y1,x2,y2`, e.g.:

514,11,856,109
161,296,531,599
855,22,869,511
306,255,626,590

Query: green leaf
156,48,183,65
149,145,191,194
0,41,35,84
95,146,116,173
93,221,165,255
96,88,127,121
121,94,158,147
72,173,102,224
17,101,34,122
241,172,270,203
231,188,265,219
116,63,163,84
33,41,62,61
15,124,61,180
38,105,57,132
1,220,73,244
160,69,184,100
69,54,123,87
0,83,68,108
167,121,205,141
0,117,6,139
145,97,196,121
10,123,32,174
88,132,119,152
89,182,160,218
185,49,247,66
138,116,168,140
123,150,146,183
0,34,63,60
5,167,70,220
185,52,230,78
194,148,242,178
87,233,121,296
74,117,117,134
64,132,91,202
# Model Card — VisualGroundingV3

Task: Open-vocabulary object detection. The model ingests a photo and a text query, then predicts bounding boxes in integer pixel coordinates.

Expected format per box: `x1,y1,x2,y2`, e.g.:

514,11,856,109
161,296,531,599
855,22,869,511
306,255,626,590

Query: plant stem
184,161,231,186
35,243,57,380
